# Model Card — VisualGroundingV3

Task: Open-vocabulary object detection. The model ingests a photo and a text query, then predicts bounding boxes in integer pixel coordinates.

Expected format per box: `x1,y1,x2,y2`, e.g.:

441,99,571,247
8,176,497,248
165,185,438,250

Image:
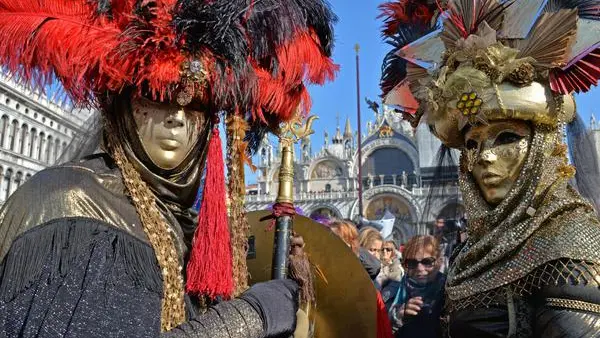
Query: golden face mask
132,97,205,170
465,120,531,205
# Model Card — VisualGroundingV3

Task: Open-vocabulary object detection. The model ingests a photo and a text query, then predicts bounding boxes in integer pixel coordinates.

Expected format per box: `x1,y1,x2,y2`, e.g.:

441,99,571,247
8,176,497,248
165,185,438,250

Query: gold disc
246,210,377,338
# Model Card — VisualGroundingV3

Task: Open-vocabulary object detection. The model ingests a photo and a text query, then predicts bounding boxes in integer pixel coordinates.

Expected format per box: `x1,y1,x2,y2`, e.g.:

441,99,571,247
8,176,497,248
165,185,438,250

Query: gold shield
246,210,377,338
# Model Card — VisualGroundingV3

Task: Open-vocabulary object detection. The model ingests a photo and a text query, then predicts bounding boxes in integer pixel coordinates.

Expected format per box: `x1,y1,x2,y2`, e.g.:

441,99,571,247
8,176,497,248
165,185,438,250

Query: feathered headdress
380,0,600,147
0,0,337,331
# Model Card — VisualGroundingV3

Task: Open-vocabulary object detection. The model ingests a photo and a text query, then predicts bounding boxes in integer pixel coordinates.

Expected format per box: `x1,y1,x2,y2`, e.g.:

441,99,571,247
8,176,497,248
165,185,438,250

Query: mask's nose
165,108,185,128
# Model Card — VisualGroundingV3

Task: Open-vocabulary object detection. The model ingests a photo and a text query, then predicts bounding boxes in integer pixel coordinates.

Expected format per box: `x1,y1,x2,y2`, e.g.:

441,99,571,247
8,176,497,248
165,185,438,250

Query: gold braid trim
545,298,600,314
104,118,186,331
226,114,251,296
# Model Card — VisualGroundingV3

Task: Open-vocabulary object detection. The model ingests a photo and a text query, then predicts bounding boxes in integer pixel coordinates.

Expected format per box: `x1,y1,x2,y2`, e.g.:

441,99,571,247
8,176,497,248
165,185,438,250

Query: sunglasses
383,248,394,252
404,257,436,269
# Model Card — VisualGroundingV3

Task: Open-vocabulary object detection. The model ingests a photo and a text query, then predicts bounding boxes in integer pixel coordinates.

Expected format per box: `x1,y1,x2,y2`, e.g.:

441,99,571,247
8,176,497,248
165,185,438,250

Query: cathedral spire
344,117,353,138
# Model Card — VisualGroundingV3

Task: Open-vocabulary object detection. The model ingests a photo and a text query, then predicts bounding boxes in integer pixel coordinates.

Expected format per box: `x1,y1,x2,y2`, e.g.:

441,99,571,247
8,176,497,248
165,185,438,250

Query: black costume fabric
0,154,296,337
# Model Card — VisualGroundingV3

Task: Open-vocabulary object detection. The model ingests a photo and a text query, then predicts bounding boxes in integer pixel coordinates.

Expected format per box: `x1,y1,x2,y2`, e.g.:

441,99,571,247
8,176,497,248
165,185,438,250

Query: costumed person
380,0,600,336
0,0,337,337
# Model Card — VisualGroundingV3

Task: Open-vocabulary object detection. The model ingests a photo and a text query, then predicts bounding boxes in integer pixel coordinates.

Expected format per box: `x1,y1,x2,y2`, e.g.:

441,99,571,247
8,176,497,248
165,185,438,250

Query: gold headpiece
381,0,600,148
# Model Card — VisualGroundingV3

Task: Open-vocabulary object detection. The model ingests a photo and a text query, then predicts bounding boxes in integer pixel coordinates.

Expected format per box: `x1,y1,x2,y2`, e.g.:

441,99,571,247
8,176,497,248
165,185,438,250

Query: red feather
378,1,436,37
254,29,338,121
0,1,126,102
550,49,600,94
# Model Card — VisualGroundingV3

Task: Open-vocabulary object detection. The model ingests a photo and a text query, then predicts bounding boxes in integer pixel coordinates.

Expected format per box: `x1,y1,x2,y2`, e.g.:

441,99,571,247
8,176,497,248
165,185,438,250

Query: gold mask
465,120,531,205
132,97,205,170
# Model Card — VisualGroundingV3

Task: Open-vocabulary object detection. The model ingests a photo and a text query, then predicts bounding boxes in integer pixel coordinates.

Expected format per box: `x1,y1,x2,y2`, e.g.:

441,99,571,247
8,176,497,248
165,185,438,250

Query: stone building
245,106,464,243
0,75,91,205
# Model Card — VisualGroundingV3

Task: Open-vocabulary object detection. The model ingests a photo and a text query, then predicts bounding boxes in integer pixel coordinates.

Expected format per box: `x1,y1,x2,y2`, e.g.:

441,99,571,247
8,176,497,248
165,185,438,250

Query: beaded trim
545,298,600,314
104,117,186,331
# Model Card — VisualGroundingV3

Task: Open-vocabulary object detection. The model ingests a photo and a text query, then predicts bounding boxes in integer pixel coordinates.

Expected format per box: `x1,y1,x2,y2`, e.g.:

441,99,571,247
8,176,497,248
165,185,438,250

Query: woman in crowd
378,240,405,311
389,235,445,338
378,240,404,287
329,219,360,255
360,226,384,260
380,0,600,335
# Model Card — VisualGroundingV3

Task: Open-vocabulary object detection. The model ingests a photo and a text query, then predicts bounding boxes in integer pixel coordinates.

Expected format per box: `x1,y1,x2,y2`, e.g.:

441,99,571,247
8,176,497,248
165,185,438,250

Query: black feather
87,0,112,16
380,25,432,97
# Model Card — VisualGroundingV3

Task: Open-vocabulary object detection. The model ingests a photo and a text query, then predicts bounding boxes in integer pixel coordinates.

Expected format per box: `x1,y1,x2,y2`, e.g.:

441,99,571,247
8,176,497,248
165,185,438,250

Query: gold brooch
177,59,208,106
457,92,483,116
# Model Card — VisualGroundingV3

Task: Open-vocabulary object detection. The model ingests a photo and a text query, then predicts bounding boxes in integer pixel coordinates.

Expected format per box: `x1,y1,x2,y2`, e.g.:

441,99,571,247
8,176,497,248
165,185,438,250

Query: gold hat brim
430,81,575,148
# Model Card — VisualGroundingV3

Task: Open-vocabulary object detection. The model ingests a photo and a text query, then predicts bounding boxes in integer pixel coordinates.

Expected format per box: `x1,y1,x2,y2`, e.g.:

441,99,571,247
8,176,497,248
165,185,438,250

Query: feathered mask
0,0,338,122
380,0,600,147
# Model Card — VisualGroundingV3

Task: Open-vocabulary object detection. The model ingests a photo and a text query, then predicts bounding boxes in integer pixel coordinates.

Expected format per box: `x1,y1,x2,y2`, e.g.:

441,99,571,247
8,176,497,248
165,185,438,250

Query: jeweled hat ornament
380,0,600,148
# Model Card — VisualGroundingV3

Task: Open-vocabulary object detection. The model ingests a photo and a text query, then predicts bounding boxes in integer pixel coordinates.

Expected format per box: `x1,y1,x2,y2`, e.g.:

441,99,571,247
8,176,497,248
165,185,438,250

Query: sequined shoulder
0,154,145,261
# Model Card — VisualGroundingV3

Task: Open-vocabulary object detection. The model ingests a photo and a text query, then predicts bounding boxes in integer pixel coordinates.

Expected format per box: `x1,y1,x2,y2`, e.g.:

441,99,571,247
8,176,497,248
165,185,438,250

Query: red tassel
186,127,234,299
376,291,394,338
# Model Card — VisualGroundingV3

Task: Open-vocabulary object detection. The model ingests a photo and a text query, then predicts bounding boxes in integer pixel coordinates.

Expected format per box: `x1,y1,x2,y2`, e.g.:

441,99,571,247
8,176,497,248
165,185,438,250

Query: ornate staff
271,114,318,280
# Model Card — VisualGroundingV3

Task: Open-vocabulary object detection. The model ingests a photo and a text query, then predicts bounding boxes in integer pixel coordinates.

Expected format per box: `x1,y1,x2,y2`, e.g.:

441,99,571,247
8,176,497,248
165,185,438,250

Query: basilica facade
245,106,464,243
0,75,91,205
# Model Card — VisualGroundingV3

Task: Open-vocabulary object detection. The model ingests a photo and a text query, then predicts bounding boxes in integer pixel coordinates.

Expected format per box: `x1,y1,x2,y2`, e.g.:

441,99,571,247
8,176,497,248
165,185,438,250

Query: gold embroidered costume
379,0,600,336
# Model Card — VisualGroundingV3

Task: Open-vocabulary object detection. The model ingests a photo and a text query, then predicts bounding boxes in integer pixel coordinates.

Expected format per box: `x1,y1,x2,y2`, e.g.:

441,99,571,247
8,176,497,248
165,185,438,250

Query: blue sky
246,0,600,184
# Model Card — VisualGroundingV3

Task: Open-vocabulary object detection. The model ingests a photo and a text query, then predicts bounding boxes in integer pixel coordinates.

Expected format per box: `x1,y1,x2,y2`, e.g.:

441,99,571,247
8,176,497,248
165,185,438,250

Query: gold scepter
271,114,318,280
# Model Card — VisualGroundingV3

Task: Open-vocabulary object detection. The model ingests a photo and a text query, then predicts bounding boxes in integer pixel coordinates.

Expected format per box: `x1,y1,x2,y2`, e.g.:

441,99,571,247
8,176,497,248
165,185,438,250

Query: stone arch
307,204,342,220
353,137,419,176
363,186,420,223
436,202,465,221
363,191,420,244
308,157,347,179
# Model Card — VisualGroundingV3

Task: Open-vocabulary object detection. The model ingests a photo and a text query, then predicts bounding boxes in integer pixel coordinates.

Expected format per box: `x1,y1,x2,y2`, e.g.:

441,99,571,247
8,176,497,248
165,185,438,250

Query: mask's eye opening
494,132,524,146
466,139,478,150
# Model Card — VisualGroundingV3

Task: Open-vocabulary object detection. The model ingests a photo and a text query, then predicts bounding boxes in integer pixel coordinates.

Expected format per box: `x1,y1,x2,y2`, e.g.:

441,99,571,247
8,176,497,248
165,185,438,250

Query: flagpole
355,44,364,218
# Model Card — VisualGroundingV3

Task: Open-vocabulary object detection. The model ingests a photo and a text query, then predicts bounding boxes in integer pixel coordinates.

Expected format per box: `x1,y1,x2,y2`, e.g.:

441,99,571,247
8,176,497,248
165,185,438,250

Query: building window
0,115,8,148
29,128,38,158
15,103,20,110
5,98,9,105
325,184,332,192
3,168,13,201
19,124,28,155
24,108,29,114
8,120,18,151
38,132,46,161
45,135,53,164
54,138,61,163
14,171,22,189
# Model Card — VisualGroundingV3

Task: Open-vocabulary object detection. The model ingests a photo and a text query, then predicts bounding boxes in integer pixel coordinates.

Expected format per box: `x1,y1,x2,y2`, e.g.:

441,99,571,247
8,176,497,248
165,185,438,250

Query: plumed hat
0,0,337,121
380,0,600,147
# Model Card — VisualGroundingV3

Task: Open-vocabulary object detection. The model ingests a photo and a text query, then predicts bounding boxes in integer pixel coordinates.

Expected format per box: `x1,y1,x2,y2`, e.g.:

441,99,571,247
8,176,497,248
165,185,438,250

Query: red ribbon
260,202,297,231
